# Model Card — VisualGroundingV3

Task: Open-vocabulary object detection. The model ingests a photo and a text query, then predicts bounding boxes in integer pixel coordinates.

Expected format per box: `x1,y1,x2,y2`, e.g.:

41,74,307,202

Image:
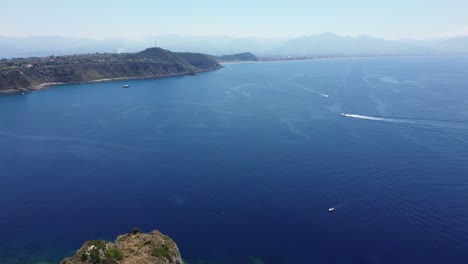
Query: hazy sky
3,0,468,39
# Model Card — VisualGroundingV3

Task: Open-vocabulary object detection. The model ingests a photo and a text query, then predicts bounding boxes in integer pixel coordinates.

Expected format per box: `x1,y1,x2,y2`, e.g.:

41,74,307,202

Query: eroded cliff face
0,48,221,93
61,229,183,264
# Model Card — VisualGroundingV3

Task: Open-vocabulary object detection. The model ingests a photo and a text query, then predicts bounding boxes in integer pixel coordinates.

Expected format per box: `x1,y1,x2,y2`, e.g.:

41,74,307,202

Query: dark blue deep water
1,57,468,264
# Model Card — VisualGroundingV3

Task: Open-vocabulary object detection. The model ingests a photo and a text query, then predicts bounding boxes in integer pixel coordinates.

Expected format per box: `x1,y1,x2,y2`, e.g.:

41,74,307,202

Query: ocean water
1,56,468,264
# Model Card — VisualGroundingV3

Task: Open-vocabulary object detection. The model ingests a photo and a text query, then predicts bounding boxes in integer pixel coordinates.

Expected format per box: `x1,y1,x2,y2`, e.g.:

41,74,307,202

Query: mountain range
1,33,468,58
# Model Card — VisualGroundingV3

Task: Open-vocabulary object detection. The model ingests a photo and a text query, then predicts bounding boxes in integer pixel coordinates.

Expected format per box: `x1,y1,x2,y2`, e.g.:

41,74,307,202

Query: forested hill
215,52,259,62
0,48,221,94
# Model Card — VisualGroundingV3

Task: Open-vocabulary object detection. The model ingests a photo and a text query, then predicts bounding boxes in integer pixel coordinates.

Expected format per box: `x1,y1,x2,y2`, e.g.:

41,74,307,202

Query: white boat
328,207,335,212
123,84,130,88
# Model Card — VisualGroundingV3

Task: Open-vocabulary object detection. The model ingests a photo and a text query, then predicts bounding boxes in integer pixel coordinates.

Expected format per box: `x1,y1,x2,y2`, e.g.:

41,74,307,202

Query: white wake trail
341,113,413,124
341,113,468,144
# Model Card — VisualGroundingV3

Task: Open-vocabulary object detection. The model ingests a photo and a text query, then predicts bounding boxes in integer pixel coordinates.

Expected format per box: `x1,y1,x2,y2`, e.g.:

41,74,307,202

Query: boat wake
340,113,412,124
288,82,330,98
341,113,468,128
329,201,349,212
340,113,468,143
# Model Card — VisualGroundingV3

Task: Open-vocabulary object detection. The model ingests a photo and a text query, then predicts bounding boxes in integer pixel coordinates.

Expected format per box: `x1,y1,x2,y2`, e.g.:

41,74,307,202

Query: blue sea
1,56,468,264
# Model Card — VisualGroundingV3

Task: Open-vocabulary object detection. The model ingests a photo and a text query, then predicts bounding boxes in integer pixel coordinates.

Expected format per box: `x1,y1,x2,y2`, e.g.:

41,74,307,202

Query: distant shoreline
221,53,450,66
219,57,345,66
219,60,262,65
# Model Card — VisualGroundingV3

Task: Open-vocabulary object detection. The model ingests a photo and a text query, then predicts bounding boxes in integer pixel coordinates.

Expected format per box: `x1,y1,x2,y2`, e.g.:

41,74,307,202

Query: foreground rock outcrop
61,229,183,264
0,47,221,93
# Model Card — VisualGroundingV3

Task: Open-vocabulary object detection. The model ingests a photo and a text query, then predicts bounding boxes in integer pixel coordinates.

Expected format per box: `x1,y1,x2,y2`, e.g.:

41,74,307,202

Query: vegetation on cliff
0,48,221,93
214,52,259,62
61,229,183,264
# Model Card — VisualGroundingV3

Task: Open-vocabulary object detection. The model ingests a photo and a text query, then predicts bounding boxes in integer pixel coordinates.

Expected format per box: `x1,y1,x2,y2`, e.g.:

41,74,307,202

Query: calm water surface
1,57,468,263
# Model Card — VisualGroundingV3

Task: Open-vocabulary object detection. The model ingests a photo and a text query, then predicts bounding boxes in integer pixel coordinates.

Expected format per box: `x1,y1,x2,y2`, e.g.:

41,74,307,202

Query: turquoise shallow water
1,56,468,263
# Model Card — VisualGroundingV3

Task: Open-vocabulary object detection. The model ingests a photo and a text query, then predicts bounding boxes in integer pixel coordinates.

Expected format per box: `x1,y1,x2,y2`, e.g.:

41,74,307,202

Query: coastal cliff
61,229,183,264
0,48,221,93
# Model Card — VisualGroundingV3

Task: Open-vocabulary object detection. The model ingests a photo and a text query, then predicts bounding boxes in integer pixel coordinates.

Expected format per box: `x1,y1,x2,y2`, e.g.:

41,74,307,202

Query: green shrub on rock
106,247,124,260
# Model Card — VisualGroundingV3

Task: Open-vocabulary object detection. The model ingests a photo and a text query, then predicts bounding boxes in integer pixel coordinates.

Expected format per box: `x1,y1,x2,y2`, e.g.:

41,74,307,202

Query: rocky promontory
214,52,259,62
61,229,183,264
0,48,221,94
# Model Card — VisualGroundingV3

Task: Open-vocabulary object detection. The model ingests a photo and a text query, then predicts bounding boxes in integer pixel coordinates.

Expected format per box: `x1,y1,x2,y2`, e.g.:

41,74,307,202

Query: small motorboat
328,207,335,212
123,84,130,88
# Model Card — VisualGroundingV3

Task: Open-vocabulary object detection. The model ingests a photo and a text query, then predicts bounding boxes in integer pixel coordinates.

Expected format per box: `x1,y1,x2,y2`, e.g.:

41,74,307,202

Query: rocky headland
61,229,183,264
0,48,222,94
214,52,259,63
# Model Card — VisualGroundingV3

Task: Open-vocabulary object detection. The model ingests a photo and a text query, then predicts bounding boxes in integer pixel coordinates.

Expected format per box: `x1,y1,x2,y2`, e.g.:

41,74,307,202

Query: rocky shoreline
61,229,183,264
0,68,220,94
